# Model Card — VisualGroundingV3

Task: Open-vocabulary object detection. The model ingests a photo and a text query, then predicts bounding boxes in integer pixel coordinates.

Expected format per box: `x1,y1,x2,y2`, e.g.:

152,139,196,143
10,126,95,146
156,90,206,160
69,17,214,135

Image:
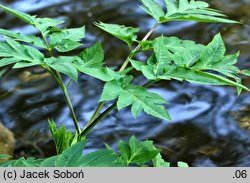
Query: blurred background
0,0,250,167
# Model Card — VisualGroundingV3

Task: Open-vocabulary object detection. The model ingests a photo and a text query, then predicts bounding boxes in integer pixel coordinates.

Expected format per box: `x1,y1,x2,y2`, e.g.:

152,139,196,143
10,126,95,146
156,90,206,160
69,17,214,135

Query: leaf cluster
0,1,249,123
131,34,250,95
0,0,249,168
0,136,183,167
140,0,238,23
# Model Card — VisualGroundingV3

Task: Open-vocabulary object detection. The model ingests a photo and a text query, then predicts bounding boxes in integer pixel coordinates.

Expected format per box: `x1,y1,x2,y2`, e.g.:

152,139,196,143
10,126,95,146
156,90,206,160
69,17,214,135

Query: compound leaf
100,78,170,120
0,4,64,37
118,136,160,165
74,42,121,81
0,28,47,48
152,153,170,167
0,4,36,25
162,0,238,23
45,57,78,82
0,39,44,68
48,119,77,154
193,33,226,69
79,41,104,67
50,26,85,52
95,22,139,47
140,0,165,22
132,34,250,92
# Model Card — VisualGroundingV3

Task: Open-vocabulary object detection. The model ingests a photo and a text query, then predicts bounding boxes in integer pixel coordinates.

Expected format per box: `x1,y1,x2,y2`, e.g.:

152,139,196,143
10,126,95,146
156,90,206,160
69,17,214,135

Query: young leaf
79,41,104,67
0,4,64,37
48,119,77,154
0,4,36,25
128,136,160,165
49,26,85,52
0,28,47,48
100,77,170,120
45,57,78,82
162,0,239,23
34,18,64,36
117,136,160,165
55,140,87,167
140,0,165,22
118,141,131,164
0,39,44,68
94,22,139,47
132,34,250,92
193,33,226,69
73,42,121,81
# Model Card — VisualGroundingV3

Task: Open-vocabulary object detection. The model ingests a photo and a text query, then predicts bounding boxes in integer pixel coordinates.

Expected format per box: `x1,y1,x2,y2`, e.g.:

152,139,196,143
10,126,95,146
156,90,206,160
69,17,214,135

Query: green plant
0,0,250,167
0,136,174,167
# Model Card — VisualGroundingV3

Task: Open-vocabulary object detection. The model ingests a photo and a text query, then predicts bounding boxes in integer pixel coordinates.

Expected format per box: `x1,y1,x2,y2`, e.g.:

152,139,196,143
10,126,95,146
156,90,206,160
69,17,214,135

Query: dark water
0,0,250,166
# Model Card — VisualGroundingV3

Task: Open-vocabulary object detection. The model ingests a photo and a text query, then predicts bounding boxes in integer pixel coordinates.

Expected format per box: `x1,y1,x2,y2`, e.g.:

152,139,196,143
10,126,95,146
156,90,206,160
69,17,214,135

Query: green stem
88,102,105,124
61,85,81,134
41,32,81,134
85,22,160,128
119,22,160,72
80,103,116,138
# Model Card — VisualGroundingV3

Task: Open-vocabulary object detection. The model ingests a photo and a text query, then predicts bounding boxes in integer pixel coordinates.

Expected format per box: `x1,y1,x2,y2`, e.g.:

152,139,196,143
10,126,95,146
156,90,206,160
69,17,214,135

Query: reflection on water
0,0,250,166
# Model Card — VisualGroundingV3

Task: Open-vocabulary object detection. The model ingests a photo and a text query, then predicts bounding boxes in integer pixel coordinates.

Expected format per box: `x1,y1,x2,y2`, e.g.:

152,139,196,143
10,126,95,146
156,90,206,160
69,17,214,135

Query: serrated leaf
45,57,78,82
48,119,76,154
0,28,47,48
133,35,250,93
73,42,121,81
140,0,165,22
128,136,160,165
117,136,160,165
100,78,170,120
118,141,131,164
0,4,64,37
193,33,226,69
79,41,104,67
35,18,64,36
163,0,238,23
145,143,170,167
0,39,44,68
77,67,121,82
55,140,87,167
50,26,85,52
0,4,36,25
152,153,170,167
95,22,139,47
55,39,81,52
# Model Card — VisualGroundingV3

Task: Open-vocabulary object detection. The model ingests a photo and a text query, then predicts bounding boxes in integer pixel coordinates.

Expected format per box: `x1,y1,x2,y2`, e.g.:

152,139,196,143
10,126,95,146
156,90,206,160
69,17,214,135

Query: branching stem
80,79,159,137
82,22,160,136
42,33,81,135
